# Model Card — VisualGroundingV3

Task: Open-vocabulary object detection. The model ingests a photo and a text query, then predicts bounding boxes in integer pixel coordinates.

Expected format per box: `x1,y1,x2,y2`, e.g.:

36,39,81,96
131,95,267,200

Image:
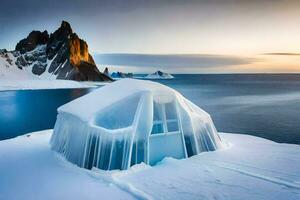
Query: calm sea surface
0,74,300,144
0,89,91,140
156,74,300,144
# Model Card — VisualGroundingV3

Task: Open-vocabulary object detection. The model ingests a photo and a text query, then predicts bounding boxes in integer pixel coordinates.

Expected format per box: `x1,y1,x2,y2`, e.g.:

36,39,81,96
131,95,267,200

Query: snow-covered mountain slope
0,50,39,80
0,49,108,90
145,70,174,79
0,21,112,82
0,130,299,200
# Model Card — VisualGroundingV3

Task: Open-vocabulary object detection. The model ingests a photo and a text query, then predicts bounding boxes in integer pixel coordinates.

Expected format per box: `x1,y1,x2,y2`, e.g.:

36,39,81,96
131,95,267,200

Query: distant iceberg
111,71,133,79
145,70,174,79
102,67,133,79
50,79,223,170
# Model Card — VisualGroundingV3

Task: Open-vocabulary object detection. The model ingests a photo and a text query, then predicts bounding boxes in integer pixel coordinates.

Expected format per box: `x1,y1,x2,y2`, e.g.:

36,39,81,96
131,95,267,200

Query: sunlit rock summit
0,21,112,81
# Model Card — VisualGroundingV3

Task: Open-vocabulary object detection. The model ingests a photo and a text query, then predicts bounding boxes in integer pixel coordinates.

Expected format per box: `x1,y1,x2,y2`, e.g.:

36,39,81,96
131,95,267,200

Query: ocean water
0,89,91,140
0,74,299,144
154,74,300,144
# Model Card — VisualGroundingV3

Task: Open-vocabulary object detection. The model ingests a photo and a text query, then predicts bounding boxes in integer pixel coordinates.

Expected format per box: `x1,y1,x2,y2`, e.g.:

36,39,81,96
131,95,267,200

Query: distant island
102,68,174,80
102,67,133,79
144,70,174,79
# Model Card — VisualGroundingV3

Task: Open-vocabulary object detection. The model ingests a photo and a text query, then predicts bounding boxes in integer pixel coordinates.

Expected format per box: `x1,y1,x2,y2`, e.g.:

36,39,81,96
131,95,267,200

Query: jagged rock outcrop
43,21,110,81
103,67,109,76
1,21,112,81
46,21,73,60
15,31,49,54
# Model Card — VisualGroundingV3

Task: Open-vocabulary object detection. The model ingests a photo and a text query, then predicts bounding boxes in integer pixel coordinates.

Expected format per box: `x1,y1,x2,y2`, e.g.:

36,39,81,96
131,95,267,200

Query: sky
0,0,300,73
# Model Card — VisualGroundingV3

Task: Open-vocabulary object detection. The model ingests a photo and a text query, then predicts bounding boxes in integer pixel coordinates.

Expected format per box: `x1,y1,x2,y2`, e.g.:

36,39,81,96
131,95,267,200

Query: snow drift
50,79,223,170
1,130,299,200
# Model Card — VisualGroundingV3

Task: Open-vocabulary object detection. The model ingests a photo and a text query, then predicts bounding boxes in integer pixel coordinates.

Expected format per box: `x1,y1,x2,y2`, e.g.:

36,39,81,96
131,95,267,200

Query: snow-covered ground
0,130,299,200
0,80,109,91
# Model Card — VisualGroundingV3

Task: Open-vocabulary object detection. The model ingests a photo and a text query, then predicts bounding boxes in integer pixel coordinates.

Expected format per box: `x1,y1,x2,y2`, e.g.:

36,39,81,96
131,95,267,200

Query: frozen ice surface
50,78,223,170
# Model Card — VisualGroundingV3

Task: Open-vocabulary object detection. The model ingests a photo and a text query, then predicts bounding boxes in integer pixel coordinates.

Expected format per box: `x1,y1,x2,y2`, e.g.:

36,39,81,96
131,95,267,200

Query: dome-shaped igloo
50,79,223,170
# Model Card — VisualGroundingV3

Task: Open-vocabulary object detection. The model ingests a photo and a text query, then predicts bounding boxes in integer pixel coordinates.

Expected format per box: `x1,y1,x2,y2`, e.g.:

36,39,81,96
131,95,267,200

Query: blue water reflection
0,88,92,140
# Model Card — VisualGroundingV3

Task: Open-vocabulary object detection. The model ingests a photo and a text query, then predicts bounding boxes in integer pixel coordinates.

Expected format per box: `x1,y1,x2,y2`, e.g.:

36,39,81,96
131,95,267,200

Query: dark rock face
15,31,49,54
48,43,68,74
0,49,13,66
68,61,112,81
0,49,12,68
32,63,47,75
12,21,112,82
15,56,27,68
46,21,73,60
0,49,7,54
157,70,163,76
103,67,109,76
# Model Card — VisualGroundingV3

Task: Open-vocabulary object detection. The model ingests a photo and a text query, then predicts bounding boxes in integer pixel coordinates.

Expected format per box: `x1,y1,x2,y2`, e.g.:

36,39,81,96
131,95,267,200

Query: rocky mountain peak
61,21,72,33
49,21,73,42
69,33,93,66
15,30,49,53
103,67,109,76
46,21,74,59
8,21,112,82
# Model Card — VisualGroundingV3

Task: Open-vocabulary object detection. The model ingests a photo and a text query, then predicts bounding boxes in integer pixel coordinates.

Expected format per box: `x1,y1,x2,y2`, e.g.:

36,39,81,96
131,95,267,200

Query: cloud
93,54,255,70
262,53,300,56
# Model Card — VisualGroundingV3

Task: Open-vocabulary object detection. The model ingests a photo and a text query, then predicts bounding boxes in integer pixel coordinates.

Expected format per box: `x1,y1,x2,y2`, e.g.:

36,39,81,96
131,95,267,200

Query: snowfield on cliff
0,130,299,200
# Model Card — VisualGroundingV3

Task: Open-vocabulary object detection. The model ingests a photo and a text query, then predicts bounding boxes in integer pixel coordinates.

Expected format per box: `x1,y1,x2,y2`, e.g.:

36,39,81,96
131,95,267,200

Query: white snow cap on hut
50,79,223,170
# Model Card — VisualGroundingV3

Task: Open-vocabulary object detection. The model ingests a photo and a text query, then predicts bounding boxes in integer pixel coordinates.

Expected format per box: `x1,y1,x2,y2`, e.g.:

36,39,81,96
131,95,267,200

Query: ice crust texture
50,79,223,170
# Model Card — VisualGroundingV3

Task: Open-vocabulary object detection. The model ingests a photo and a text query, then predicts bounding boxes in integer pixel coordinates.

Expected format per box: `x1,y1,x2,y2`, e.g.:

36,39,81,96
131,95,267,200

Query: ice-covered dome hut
50,79,223,170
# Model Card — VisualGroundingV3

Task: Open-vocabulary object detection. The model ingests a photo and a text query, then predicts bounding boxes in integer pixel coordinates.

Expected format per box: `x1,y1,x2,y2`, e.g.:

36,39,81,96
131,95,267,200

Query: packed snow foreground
51,79,223,170
0,130,299,200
